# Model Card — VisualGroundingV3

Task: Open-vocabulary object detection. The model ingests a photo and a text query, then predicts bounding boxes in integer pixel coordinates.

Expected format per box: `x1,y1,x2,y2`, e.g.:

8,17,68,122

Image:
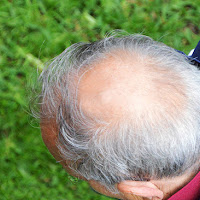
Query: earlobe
117,181,164,200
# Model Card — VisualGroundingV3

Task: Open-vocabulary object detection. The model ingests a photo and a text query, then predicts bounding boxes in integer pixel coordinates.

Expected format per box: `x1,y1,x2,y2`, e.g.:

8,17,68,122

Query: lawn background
0,0,200,199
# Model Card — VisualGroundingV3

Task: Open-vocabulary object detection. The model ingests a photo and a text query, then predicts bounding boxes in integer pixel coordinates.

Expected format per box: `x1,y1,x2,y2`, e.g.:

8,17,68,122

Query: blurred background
0,0,200,199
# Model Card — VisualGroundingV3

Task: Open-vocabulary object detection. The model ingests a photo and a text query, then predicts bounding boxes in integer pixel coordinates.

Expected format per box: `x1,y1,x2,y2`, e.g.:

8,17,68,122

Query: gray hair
38,32,200,193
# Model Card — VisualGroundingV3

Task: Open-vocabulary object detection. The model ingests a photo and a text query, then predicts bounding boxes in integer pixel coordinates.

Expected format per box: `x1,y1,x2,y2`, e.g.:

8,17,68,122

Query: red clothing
169,171,200,200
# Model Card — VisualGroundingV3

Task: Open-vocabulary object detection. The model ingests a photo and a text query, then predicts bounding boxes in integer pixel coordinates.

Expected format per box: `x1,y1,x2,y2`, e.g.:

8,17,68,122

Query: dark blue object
192,41,200,62
177,41,200,68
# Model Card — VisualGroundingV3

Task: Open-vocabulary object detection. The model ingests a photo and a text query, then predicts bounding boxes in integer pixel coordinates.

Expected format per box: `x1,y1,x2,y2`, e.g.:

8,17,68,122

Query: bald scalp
77,50,185,125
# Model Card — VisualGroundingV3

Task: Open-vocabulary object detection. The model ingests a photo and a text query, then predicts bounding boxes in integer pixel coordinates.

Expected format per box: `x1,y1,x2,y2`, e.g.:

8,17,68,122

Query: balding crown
78,50,186,125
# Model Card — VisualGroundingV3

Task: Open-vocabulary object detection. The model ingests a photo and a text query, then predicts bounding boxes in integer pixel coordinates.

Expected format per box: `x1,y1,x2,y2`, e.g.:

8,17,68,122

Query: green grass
0,0,200,199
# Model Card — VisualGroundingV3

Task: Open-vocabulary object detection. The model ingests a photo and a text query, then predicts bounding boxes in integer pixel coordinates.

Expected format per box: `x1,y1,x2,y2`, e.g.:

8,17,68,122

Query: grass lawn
0,0,200,199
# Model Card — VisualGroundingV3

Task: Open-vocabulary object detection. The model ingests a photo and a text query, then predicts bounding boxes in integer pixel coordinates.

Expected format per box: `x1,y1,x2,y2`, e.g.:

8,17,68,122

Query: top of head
78,49,185,125
39,33,200,193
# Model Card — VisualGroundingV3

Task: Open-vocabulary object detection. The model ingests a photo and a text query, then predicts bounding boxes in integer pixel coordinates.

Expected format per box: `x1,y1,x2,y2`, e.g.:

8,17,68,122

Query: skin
41,51,199,200
78,51,185,123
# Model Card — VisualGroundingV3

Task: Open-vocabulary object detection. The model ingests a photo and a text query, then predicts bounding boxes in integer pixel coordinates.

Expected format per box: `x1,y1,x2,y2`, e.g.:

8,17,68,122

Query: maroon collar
168,171,200,200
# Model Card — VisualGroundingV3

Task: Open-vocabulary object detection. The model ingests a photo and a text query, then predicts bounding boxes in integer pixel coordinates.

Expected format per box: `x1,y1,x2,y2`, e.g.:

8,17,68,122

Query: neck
151,169,199,200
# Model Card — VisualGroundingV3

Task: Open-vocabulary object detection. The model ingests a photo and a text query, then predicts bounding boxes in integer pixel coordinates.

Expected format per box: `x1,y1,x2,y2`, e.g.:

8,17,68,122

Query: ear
117,180,164,200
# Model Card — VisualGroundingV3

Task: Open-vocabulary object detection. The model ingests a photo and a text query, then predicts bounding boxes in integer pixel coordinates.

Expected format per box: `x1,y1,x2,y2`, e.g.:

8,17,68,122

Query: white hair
38,33,200,193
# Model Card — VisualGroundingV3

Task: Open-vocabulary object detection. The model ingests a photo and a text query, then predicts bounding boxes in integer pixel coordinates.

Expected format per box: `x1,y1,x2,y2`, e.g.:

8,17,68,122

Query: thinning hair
38,33,200,193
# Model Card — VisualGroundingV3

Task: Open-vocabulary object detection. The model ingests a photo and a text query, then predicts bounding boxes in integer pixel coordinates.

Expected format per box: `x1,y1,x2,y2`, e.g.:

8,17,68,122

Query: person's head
37,33,200,200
